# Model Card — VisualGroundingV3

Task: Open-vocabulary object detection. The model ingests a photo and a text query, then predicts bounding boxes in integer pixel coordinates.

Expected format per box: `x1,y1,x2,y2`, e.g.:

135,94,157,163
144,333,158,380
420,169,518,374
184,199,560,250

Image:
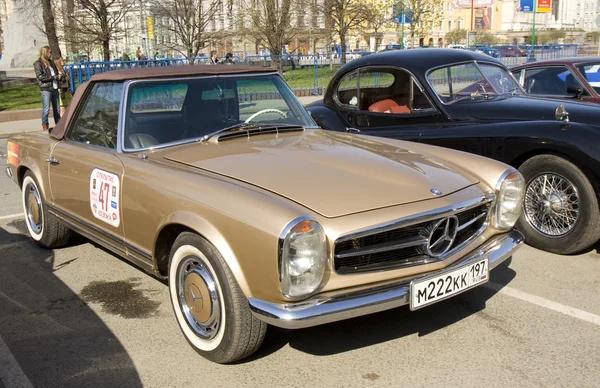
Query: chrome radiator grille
334,199,493,275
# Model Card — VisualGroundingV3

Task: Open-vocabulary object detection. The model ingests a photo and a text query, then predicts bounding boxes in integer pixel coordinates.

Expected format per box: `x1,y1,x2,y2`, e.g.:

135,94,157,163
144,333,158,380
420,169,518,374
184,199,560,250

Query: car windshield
427,62,523,104
123,74,316,150
576,62,600,93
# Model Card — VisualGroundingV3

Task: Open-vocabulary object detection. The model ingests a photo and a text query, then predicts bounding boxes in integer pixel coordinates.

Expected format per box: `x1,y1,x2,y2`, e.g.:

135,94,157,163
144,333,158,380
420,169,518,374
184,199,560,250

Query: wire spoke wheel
524,173,579,237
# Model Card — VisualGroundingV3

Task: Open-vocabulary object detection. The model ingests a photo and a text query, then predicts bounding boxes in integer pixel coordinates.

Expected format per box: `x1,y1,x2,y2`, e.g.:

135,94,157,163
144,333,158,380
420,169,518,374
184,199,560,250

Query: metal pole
532,5,536,48
401,1,405,49
471,0,474,31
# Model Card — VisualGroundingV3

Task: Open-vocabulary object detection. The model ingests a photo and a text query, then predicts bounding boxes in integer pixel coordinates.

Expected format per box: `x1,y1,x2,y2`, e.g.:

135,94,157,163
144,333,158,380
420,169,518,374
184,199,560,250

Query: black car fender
306,102,348,132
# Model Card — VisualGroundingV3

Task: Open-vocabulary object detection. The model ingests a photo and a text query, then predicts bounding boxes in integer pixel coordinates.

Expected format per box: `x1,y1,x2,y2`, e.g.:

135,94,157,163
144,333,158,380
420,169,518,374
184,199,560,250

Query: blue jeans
41,90,60,126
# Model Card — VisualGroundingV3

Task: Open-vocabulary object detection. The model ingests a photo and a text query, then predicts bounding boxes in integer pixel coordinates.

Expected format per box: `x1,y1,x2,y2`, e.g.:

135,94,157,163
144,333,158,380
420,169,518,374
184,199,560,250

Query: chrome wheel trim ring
25,182,43,235
176,255,221,340
523,172,580,237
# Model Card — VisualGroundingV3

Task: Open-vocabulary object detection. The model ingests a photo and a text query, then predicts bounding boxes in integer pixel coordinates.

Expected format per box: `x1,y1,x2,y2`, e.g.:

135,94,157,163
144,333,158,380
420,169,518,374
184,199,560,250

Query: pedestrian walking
53,56,72,116
33,45,61,131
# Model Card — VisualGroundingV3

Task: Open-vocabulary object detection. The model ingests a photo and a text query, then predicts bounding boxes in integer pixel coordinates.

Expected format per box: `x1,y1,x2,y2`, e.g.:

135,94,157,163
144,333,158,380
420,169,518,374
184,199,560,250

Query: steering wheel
244,108,287,123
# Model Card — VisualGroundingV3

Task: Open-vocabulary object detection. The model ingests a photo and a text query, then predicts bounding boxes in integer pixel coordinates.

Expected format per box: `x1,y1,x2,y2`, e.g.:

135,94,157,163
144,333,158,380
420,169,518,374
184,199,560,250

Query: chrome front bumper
5,166,15,183
249,230,523,329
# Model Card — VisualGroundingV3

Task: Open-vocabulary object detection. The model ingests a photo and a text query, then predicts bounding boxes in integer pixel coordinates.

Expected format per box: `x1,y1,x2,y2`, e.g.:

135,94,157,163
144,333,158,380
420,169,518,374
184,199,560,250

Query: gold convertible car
6,66,525,363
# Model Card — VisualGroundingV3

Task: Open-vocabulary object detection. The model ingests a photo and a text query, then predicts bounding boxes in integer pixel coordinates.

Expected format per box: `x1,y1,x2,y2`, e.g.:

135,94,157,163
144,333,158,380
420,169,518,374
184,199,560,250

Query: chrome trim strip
457,211,487,232
249,230,523,329
336,193,494,244
46,203,153,269
334,236,427,259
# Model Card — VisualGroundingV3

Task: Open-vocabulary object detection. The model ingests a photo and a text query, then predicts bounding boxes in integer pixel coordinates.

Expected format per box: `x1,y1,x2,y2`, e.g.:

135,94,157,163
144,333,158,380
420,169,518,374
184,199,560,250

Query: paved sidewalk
0,96,323,139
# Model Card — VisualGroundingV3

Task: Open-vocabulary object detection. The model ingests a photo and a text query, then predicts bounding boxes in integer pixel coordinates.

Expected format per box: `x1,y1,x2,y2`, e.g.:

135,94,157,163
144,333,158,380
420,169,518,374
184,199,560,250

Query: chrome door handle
346,127,361,133
45,157,60,165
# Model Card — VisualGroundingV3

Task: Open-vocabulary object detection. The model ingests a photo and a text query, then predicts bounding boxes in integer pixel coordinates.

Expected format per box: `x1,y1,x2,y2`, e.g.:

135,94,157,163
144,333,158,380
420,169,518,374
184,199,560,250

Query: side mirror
566,85,583,99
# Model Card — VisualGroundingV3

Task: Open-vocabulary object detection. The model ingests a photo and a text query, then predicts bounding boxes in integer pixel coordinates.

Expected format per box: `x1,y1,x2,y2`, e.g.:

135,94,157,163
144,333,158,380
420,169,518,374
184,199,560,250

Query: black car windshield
576,62,600,93
427,62,523,104
123,74,316,150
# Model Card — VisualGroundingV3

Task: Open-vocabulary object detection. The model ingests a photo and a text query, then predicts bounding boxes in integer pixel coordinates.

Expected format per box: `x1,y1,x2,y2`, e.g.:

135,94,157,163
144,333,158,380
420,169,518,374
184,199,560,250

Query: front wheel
516,155,600,254
168,232,267,363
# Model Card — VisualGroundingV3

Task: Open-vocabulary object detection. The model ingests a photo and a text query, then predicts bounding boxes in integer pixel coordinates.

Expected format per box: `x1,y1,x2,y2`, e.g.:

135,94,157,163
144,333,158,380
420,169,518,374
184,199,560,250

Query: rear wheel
21,171,71,248
168,232,266,363
516,155,600,254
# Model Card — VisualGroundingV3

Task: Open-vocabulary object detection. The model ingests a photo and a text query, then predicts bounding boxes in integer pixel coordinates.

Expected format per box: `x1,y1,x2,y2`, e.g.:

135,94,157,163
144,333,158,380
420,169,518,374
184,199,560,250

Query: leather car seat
128,133,160,149
368,99,410,114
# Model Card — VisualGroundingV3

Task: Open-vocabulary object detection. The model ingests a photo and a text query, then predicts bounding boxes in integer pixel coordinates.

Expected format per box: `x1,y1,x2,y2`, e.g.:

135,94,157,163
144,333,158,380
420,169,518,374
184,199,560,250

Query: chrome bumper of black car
249,230,523,329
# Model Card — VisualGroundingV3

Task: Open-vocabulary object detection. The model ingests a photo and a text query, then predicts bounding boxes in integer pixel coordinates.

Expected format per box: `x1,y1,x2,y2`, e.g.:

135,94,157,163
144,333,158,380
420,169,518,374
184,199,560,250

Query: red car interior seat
368,99,410,114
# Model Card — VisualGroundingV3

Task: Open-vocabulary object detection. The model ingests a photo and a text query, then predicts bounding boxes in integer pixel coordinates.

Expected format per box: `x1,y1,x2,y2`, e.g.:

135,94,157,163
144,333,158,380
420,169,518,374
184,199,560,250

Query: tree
245,0,297,57
586,31,600,44
445,28,467,44
67,0,136,61
152,0,221,62
475,31,497,45
322,0,369,64
362,0,395,39
396,0,443,47
41,0,62,59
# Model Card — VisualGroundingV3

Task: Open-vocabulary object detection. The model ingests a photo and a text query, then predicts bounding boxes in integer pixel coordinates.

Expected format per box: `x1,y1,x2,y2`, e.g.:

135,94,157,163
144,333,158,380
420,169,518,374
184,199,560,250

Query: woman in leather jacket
33,46,62,131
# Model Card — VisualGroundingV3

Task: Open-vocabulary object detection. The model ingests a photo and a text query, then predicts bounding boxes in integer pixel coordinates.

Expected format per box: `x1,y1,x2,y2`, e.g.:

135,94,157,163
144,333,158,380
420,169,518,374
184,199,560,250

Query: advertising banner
146,16,154,40
519,0,551,12
536,0,551,12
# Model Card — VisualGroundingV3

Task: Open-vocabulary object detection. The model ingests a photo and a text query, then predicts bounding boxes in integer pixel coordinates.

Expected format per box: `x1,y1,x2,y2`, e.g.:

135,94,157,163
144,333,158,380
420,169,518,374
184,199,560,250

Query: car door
332,67,442,141
48,81,125,244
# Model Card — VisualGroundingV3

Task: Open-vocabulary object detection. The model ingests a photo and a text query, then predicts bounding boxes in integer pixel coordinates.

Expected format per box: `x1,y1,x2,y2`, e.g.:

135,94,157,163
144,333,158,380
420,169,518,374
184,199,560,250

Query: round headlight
279,217,327,299
494,169,525,230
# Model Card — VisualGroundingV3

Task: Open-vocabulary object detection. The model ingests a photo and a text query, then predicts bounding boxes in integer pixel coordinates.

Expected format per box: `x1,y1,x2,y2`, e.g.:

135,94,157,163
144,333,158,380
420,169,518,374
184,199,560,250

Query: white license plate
410,258,489,310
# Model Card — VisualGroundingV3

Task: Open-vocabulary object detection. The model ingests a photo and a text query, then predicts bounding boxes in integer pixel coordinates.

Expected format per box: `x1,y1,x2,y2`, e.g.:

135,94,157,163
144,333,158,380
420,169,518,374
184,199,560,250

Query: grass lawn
0,84,41,111
282,66,342,90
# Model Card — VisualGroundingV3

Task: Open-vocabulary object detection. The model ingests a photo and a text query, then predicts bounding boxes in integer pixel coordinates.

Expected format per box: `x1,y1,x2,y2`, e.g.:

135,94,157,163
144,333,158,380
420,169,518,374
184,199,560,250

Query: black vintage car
307,48,600,255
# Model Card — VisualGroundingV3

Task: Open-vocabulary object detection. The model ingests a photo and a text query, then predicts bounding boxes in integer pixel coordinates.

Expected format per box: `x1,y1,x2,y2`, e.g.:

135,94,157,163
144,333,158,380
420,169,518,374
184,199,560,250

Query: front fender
306,104,349,132
156,211,252,297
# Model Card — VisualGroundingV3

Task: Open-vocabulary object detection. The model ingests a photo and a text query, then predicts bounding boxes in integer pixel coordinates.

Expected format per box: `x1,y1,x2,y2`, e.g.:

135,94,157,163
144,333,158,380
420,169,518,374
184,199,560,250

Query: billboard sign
536,0,551,12
518,0,551,12
392,4,412,24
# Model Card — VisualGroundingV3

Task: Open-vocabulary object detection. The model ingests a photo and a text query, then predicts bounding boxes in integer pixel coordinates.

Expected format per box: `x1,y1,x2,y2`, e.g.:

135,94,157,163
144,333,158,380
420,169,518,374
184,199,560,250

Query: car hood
162,130,477,218
468,95,600,123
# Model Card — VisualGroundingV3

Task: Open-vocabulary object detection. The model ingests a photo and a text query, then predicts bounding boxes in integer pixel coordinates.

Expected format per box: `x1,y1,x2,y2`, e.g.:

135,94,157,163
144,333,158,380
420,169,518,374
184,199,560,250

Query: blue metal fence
64,44,594,94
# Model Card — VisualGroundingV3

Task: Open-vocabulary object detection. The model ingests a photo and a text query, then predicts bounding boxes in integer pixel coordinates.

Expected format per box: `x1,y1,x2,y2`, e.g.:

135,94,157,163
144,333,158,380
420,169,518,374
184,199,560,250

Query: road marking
486,282,600,326
0,213,23,221
0,334,34,388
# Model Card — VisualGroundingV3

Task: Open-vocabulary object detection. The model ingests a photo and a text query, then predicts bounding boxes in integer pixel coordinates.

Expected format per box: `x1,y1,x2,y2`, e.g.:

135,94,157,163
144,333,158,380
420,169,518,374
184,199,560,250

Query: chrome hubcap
524,173,579,237
25,184,42,234
177,256,220,340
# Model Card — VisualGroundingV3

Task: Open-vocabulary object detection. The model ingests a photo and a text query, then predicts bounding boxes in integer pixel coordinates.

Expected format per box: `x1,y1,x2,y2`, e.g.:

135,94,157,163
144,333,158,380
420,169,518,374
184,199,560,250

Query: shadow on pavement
0,223,143,388
247,259,516,360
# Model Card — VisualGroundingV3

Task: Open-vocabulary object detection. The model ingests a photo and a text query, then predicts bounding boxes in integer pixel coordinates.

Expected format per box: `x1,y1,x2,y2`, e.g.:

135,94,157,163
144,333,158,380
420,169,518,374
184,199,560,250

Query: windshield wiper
201,122,303,142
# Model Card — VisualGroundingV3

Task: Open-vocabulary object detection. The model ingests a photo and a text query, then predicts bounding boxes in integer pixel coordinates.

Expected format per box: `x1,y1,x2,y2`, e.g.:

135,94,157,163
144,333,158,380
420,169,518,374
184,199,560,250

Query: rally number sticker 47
90,169,120,228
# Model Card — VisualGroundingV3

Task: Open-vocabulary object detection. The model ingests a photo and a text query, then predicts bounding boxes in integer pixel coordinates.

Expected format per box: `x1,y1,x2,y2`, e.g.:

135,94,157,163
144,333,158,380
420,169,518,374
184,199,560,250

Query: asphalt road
1,138,599,388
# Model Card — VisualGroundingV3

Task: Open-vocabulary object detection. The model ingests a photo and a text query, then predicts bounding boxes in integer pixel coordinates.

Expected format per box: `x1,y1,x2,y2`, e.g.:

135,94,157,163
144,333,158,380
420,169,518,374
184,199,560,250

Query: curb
0,109,41,123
